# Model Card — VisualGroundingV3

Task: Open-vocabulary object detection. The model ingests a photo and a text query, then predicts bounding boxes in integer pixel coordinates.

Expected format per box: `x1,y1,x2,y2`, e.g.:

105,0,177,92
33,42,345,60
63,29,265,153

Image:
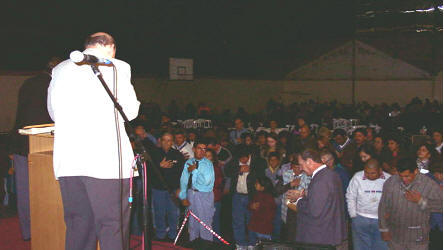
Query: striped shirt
378,173,442,244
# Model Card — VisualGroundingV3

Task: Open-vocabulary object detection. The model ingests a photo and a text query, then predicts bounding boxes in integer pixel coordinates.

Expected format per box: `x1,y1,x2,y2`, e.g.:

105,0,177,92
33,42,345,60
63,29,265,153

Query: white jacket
346,170,390,219
47,48,140,179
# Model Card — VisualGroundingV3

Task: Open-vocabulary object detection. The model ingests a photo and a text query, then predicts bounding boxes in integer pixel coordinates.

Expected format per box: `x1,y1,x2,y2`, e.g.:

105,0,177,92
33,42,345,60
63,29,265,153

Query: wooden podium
27,133,99,250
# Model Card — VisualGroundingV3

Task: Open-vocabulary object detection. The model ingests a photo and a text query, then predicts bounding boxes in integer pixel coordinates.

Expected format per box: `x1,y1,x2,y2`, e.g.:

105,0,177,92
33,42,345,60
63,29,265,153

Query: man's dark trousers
59,176,130,250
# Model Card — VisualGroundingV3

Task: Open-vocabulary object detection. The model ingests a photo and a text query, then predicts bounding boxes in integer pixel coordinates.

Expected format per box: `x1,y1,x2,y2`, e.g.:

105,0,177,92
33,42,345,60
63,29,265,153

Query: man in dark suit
10,57,61,241
224,145,267,249
287,149,348,249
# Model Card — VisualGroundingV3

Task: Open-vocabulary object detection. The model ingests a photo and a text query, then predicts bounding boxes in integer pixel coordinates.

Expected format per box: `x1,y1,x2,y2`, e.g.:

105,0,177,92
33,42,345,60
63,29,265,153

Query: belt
190,188,200,192
235,192,248,196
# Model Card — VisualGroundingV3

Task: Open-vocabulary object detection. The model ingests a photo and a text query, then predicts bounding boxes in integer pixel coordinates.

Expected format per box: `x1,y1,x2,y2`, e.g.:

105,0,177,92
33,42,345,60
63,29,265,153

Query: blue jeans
248,231,271,245
352,215,388,250
187,190,214,241
272,201,282,241
213,201,221,241
232,194,250,246
152,188,179,239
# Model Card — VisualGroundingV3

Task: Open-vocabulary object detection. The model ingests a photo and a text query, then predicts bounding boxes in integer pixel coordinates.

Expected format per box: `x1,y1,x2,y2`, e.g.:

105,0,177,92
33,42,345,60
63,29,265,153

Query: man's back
296,167,347,246
48,54,140,179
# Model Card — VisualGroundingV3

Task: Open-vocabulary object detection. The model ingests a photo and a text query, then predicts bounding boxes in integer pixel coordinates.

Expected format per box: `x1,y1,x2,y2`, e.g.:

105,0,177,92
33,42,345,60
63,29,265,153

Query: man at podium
47,32,140,250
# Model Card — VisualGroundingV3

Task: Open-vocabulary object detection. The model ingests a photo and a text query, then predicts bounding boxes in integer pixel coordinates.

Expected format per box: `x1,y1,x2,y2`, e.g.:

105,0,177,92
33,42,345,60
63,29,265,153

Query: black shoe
180,239,197,249
153,236,168,242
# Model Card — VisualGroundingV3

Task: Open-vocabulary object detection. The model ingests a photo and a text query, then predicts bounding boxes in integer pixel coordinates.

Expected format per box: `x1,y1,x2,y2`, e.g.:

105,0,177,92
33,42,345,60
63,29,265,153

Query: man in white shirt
173,129,194,160
346,159,390,250
47,32,140,250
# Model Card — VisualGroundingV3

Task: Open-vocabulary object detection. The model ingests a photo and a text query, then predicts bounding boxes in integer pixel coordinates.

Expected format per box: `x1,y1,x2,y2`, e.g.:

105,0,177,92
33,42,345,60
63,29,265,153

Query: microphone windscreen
69,50,84,63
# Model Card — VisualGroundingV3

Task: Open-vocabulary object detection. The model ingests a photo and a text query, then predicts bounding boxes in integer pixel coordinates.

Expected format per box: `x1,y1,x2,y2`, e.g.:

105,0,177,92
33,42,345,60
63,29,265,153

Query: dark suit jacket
10,73,53,155
225,157,267,198
296,167,347,246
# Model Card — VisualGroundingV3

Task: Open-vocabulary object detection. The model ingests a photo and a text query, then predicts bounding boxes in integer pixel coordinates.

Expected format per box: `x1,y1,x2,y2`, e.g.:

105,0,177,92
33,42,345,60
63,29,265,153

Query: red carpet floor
0,216,189,250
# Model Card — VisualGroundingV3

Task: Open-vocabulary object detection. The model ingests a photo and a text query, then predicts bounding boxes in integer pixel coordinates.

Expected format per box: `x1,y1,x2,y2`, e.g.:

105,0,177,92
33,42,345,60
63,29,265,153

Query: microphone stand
90,65,179,250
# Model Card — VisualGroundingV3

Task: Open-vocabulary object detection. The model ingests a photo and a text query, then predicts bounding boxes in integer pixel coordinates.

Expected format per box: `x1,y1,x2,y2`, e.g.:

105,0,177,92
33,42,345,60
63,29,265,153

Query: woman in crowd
205,148,224,238
278,131,292,156
385,136,404,175
416,143,439,174
261,133,286,161
317,135,336,154
373,134,391,165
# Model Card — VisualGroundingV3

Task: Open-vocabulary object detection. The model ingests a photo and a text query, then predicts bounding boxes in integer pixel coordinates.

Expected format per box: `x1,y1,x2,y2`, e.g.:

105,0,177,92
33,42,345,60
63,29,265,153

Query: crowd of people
0,31,441,250
128,102,443,250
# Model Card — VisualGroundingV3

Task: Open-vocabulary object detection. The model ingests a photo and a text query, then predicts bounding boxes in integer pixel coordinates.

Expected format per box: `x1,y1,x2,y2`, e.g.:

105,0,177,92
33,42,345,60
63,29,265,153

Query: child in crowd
247,177,276,248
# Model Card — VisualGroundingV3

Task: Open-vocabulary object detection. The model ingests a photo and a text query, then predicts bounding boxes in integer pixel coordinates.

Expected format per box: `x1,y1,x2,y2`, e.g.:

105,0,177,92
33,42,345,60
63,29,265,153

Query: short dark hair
268,152,280,160
84,33,115,48
174,129,186,136
206,137,219,146
333,129,347,137
301,149,323,164
241,132,253,140
193,138,208,148
360,143,376,158
256,176,274,195
256,131,268,137
386,135,401,145
235,144,251,158
353,128,367,137
396,158,418,173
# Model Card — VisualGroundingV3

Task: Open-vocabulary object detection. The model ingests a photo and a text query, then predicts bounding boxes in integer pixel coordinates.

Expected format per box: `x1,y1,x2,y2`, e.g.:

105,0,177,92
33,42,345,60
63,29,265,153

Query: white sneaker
235,244,246,250
247,246,256,250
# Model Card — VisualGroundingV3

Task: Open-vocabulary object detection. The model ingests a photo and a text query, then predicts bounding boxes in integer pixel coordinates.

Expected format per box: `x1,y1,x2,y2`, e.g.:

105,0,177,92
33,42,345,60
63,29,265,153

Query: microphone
70,50,113,65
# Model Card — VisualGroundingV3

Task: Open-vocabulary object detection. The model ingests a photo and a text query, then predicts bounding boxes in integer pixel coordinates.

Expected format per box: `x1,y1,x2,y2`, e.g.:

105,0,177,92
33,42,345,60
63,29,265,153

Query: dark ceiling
0,0,442,78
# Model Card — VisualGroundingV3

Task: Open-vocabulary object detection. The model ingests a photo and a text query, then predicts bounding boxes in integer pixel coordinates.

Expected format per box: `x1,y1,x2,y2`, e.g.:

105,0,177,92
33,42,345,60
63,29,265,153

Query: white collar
436,143,443,151
312,164,327,178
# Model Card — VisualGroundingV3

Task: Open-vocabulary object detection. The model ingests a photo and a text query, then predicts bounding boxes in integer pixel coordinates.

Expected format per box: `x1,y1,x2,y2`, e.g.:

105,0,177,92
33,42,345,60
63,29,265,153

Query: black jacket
225,156,267,198
149,146,185,190
11,73,53,155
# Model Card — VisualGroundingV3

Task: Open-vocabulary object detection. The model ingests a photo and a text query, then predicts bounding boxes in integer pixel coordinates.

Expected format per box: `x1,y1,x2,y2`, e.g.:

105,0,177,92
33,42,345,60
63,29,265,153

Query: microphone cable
111,63,125,250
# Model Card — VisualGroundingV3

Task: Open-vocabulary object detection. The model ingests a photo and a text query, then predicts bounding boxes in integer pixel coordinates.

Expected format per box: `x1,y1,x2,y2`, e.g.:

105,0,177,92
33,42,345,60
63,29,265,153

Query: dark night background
0,0,442,78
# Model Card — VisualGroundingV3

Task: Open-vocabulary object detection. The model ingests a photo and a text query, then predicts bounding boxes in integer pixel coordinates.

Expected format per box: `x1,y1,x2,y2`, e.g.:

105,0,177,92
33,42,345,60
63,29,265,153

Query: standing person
178,139,215,244
264,152,283,240
432,130,443,154
426,161,443,250
207,137,232,167
247,177,276,248
378,158,443,250
261,133,286,161
150,132,184,241
346,159,390,250
205,148,224,241
416,143,438,174
286,149,348,249
373,135,391,166
385,136,403,175
290,125,316,154
320,150,350,200
173,129,194,160
224,145,267,250
230,118,248,145
10,56,60,241
331,128,352,157
47,32,140,250
275,154,311,242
